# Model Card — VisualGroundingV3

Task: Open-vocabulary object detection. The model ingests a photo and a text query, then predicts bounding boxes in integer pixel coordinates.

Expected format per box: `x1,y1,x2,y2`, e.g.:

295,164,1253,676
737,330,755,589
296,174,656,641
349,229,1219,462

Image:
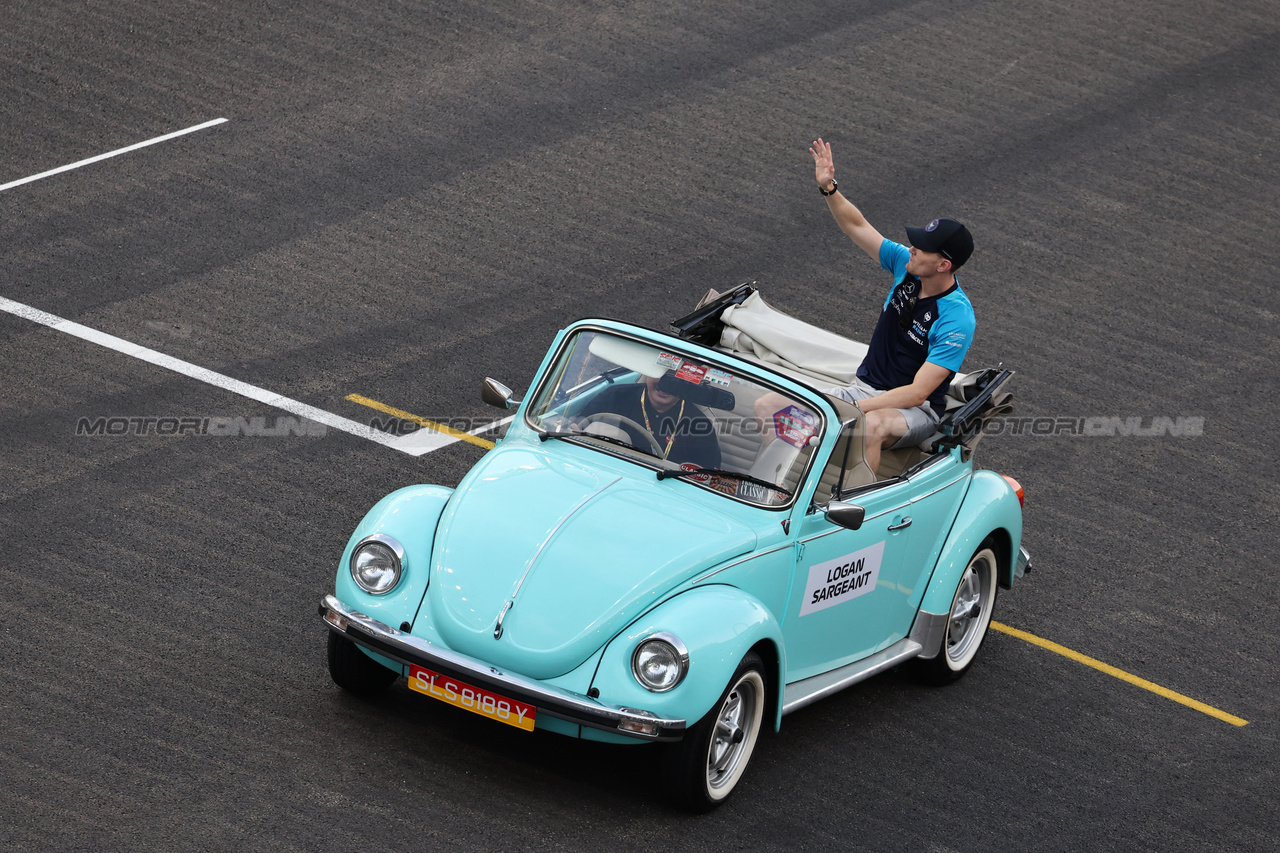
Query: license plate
408,665,536,732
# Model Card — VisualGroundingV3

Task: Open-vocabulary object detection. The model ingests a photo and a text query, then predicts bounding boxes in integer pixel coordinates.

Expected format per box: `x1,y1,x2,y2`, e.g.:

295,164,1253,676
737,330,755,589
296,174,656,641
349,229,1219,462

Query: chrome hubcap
947,563,986,662
707,679,757,789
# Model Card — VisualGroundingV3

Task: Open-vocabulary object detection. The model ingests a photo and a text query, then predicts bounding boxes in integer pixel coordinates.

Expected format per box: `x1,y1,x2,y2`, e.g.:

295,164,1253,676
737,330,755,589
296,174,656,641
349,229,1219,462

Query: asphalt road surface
2,1,1277,851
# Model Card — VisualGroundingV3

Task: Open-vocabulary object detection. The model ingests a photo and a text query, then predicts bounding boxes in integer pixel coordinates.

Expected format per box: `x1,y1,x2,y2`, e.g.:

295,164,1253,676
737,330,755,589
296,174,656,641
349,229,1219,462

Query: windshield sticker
680,462,712,483
709,473,739,495
704,368,733,388
675,362,708,384
734,480,788,503
773,405,819,448
656,352,683,371
799,541,885,616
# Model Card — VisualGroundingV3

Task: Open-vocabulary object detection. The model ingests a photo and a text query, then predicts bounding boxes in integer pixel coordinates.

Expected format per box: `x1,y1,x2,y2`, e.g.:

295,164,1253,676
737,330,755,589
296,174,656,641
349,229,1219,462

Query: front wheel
327,631,399,696
913,545,998,685
662,652,766,812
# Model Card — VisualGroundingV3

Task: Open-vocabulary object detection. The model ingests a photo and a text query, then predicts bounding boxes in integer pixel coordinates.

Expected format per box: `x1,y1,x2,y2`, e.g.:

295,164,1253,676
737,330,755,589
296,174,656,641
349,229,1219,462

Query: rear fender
918,470,1023,615
591,585,786,735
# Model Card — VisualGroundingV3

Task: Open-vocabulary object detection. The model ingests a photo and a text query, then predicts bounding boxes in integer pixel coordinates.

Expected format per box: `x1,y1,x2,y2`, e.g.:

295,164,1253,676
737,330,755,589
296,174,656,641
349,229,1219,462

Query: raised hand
810,138,835,190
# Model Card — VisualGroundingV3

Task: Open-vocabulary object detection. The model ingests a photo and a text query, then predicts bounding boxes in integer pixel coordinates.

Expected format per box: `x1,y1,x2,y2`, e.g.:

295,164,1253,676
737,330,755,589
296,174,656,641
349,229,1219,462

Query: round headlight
631,633,690,692
350,535,404,594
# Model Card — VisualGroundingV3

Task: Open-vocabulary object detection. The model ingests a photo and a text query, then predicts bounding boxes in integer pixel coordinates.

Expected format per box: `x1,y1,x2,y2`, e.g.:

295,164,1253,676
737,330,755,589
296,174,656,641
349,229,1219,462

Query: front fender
333,484,455,626
589,585,785,739
918,470,1023,620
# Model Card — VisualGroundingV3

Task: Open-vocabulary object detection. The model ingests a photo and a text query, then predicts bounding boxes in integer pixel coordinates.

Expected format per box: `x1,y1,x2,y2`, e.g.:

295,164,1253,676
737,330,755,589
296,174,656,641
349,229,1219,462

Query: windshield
525,328,824,507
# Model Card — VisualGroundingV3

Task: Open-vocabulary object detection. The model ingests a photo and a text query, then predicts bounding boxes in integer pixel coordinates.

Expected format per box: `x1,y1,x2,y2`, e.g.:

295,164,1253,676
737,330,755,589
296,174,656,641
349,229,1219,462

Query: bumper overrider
319,595,687,741
1015,545,1033,579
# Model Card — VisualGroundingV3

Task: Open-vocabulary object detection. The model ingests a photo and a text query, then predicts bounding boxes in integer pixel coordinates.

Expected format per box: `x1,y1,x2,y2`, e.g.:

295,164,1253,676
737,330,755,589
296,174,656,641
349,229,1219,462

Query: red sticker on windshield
680,462,711,483
675,362,707,384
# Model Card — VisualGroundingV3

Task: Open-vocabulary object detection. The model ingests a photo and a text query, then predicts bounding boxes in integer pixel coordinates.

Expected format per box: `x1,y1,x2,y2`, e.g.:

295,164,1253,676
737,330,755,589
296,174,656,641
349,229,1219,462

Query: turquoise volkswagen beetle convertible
319,285,1030,811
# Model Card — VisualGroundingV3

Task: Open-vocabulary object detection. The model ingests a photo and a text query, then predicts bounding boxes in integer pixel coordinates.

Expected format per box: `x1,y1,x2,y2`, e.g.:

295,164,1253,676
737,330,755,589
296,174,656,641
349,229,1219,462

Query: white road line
392,414,515,456
0,118,229,192
0,296,495,456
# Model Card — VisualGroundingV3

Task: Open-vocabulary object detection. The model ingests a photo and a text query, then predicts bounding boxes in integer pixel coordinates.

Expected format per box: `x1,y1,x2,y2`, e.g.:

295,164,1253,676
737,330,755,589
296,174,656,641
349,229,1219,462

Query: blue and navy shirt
855,240,976,415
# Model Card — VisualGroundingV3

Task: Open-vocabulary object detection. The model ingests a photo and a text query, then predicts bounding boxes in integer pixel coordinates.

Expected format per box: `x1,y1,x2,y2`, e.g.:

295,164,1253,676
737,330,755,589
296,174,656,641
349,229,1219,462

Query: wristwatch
819,179,839,196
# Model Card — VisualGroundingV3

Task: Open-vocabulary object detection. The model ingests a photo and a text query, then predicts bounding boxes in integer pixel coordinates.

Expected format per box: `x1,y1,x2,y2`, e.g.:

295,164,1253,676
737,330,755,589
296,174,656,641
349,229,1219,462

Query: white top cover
717,291,869,388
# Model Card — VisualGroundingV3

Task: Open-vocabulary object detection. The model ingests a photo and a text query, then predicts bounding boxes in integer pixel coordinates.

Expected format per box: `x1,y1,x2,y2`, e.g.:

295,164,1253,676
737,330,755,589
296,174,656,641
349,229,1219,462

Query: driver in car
574,373,722,470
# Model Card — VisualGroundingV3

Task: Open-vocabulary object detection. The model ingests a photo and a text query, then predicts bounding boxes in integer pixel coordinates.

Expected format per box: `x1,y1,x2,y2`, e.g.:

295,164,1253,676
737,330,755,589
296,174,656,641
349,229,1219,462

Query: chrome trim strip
512,475,622,600
692,541,794,584
321,595,685,741
781,637,924,715
493,599,513,639
909,472,971,502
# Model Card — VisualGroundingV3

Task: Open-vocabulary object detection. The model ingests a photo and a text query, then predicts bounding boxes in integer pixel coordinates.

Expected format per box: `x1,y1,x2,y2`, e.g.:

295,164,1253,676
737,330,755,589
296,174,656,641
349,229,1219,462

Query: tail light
1002,475,1025,508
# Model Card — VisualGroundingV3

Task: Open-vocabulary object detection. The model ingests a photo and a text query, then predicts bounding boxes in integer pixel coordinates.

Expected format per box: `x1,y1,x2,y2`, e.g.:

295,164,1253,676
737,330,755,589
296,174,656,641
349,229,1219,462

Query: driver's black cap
905,218,974,269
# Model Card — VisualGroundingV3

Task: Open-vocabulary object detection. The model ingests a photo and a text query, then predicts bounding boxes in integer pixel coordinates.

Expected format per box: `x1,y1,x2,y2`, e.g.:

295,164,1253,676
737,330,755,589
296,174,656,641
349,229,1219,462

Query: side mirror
823,500,865,531
482,378,521,410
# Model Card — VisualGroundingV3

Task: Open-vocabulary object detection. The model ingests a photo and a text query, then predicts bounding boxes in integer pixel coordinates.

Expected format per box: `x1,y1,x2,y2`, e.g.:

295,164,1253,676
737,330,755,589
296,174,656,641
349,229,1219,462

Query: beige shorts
823,378,942,449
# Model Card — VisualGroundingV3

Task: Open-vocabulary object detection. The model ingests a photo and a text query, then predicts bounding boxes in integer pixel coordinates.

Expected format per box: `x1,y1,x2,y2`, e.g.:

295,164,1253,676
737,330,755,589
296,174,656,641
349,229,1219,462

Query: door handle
887,516,913,531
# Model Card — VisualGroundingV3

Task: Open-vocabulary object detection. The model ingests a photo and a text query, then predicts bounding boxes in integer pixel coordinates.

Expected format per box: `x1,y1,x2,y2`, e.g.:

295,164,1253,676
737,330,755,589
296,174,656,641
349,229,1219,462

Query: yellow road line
346,394,496,450
990,621,1249,727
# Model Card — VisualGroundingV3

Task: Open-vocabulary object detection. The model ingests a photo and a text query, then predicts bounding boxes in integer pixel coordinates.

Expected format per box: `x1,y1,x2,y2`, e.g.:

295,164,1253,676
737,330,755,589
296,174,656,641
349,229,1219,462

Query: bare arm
811,138,885,263
856,361,952,412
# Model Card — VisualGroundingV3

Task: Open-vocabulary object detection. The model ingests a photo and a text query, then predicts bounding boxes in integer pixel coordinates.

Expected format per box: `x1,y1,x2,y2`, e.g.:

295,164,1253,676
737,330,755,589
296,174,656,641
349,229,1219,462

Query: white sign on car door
799,540,885,617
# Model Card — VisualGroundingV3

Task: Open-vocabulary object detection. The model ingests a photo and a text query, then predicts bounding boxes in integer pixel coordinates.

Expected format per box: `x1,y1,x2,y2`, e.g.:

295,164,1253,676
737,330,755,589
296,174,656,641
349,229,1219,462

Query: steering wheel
578,412,665,456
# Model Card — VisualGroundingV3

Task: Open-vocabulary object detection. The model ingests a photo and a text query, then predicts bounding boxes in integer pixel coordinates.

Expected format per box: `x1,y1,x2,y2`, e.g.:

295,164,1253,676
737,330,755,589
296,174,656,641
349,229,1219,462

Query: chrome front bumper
319,595,686,741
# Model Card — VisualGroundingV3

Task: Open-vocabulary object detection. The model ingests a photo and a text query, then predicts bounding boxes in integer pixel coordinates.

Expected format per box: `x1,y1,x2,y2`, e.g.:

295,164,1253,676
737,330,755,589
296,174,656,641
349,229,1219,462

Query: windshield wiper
540,428,656,456
656,467,793,498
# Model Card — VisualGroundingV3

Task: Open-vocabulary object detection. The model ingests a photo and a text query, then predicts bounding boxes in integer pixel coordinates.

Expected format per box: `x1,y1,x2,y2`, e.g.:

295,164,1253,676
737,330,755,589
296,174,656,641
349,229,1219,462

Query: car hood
425,444,757,679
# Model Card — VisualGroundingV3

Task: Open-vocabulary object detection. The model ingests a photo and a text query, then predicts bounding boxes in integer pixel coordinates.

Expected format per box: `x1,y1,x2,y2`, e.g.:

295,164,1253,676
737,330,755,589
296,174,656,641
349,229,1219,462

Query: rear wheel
327,631,399,696
913,545,998,685
662,652,766,812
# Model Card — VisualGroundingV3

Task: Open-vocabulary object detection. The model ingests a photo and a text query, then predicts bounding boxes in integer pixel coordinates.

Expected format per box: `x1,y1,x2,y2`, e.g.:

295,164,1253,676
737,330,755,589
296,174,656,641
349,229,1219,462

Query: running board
781,638,923,716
